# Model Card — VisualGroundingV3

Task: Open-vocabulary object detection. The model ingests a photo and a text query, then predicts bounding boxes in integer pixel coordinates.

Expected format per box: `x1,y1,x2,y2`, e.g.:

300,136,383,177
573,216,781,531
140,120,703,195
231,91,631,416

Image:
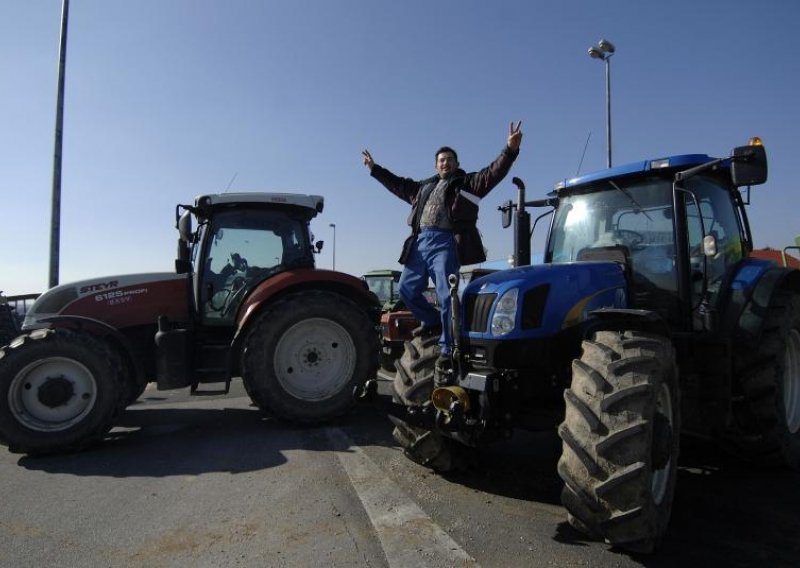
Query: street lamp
588,38,615,168
329,223,336,270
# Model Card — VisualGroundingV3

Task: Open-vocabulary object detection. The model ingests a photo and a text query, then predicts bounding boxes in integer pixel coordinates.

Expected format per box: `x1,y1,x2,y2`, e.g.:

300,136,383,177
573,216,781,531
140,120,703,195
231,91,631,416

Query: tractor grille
521,284,550,329
464,292,497,332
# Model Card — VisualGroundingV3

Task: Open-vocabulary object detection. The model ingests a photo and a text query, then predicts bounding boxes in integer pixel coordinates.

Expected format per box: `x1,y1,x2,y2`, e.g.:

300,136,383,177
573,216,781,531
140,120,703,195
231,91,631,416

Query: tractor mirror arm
674,157,725,184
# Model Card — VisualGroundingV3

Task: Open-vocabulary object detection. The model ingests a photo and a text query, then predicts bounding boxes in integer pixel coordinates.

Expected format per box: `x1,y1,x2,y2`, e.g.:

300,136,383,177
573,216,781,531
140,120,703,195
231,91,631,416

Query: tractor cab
175,193,324,325
362,269,402,312
544,139,766,332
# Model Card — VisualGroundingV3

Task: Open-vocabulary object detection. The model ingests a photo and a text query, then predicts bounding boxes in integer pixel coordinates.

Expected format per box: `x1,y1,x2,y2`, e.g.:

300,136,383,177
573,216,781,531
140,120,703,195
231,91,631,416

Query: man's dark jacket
371,145,519,265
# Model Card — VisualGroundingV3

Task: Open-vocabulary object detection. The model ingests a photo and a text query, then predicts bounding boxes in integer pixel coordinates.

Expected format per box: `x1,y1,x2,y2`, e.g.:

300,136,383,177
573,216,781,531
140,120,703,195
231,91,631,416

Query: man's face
436,151,458,178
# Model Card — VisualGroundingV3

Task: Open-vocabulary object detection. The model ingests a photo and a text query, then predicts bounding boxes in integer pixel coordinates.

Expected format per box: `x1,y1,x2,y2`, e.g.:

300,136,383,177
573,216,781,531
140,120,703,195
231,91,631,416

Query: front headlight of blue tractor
491,288,518,336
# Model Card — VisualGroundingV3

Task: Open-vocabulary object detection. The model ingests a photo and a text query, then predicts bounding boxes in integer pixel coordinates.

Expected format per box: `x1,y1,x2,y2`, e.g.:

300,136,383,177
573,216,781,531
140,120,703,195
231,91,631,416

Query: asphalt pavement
0,380,798,567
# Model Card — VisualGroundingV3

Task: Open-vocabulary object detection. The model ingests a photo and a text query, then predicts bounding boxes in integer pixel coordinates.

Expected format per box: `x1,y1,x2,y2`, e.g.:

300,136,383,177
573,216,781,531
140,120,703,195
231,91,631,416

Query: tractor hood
462,262,628,340
23,272,189,330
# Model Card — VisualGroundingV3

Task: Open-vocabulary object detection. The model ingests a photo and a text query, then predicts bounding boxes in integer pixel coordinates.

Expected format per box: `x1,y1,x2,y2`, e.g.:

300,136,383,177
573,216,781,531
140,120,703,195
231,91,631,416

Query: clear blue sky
2,1,798,295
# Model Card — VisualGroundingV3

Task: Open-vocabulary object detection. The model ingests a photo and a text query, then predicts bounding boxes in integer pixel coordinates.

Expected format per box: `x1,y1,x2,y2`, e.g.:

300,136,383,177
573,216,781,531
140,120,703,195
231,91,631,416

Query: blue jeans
398,228,460,354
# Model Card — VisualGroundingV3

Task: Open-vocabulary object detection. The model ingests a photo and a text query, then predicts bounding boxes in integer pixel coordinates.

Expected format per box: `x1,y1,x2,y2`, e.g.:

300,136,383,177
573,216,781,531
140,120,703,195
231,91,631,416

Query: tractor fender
228,269,381,377
582,308,670,339
32,314,147,387
730,262,800,341
236,268,379,329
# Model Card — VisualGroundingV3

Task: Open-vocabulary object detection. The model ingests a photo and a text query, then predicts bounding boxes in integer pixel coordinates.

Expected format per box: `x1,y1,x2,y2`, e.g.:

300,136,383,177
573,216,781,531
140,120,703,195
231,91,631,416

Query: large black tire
390,334,464,472
0,328,123,455
558,330,680,553
241,291,378,423
730,290,800,469
0,304,20,347
121,375,148,408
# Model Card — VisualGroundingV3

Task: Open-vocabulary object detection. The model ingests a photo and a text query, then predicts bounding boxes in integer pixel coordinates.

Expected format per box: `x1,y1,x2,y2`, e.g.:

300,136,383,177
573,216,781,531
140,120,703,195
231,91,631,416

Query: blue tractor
388,138,800,552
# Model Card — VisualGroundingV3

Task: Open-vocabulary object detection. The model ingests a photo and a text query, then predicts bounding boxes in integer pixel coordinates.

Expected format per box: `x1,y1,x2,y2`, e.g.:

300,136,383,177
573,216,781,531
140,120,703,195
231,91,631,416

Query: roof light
588,47,604,59
748,136,763,146
597,39,615,54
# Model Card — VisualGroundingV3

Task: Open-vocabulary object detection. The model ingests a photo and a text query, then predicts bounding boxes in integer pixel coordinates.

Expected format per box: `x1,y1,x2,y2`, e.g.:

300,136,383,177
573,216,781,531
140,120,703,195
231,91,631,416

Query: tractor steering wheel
221,276,247,317
615,229,645,250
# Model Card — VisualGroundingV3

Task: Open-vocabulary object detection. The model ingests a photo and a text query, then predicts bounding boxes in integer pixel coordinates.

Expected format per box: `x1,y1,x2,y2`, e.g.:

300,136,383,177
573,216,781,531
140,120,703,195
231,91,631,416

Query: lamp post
329,223,336,270
588,38,615,168
49,0,70,288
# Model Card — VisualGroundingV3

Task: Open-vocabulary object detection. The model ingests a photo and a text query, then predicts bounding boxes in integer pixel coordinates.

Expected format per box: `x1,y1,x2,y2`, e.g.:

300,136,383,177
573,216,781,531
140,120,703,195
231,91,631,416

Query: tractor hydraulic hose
448,273,461,378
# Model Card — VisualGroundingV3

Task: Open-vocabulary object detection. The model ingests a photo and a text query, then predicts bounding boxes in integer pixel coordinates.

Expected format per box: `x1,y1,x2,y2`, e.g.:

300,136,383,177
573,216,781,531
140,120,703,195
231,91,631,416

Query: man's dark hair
435,146,458,163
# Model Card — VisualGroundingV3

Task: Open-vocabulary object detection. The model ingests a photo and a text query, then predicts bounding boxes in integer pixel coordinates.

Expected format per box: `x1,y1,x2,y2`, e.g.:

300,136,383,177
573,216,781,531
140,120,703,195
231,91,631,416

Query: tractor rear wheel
390,334,464,472
731,290,800,469
241,291,378,423
558,330,679,553
0,328,122,455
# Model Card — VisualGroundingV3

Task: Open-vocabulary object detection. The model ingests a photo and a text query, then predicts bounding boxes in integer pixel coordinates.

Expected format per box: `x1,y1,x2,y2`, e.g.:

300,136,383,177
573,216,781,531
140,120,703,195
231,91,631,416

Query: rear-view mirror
501,200,513,229
731,143,768,187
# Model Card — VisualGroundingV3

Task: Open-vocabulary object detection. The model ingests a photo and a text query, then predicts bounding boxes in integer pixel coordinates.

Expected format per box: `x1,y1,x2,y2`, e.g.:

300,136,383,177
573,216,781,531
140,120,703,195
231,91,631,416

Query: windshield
199,208,313,324
549,177,678,294
366,276,397,305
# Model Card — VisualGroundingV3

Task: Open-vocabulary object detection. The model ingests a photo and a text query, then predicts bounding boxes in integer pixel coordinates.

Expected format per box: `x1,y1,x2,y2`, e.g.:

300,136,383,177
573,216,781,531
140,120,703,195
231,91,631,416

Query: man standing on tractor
362,122,523,367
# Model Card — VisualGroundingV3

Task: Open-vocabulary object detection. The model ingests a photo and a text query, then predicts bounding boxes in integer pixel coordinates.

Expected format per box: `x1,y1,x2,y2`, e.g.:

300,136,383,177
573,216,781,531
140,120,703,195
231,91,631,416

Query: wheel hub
36,376,76,408
274,318,356,401
10,356,98,432
303,348,321,367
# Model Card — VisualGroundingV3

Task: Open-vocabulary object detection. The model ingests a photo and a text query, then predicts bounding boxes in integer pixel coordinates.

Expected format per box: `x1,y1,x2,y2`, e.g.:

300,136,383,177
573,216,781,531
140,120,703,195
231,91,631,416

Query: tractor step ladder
190,342,232,395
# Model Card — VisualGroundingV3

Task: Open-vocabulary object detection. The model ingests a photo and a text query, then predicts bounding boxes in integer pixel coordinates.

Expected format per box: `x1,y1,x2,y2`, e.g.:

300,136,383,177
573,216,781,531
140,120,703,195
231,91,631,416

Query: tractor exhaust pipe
512,177,531,267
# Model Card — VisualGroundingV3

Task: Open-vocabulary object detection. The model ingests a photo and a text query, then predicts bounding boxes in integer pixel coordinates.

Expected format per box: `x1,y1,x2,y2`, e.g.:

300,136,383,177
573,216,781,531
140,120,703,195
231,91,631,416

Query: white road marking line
325,427,479,568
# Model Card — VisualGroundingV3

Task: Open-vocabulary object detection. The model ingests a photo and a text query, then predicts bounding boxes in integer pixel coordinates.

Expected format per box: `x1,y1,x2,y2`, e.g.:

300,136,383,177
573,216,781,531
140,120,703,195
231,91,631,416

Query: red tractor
0,193,380,455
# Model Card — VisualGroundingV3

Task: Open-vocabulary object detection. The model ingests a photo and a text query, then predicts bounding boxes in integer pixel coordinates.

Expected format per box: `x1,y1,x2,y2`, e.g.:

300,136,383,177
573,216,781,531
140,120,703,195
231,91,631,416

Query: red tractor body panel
237,268,373,329
58,273,189,329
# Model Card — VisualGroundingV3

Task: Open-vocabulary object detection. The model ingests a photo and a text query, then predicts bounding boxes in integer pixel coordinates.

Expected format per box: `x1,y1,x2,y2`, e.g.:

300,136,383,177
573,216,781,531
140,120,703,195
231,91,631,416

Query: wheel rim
652,381,674,505
784,328,800,434
274,317,356,401
8,357,97,432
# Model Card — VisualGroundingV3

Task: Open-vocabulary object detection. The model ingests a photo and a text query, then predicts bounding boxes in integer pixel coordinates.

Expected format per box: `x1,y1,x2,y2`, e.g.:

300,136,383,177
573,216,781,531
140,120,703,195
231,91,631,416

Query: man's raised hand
362,149,375,171
507,121,523,151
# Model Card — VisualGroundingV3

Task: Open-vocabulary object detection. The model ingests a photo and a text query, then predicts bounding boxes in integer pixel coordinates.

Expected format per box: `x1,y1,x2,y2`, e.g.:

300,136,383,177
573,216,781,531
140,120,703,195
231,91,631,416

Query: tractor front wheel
390,334,465,472
241,291,378,423
0,328,122,455
558,330,679,553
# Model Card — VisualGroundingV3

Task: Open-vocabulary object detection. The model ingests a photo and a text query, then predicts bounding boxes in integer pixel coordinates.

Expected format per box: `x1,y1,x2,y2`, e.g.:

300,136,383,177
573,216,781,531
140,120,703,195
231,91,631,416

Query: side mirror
731,143,767,187
177,210,194,243
500,200,513,229
315,240,324,253
175,258,192,274
703,234,718,257
175,238,192,274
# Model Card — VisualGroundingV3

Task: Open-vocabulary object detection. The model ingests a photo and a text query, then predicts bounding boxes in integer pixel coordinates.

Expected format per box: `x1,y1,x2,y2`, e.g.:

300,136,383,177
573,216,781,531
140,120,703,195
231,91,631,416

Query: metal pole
605,56,612,168
49,0,70,288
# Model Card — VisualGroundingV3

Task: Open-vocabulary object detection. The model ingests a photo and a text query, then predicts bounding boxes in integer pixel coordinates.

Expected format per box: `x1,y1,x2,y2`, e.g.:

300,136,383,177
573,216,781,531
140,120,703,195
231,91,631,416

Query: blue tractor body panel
554,153,717,190
462,261,628,341
731,257,774,290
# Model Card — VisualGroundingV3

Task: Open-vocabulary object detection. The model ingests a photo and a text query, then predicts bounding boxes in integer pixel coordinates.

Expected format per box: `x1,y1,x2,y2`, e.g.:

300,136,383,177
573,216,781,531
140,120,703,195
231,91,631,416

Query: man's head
435,146,459,178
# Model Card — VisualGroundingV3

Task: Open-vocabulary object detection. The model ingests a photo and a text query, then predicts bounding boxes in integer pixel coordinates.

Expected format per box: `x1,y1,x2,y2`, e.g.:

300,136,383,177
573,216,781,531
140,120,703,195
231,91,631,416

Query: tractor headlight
491,288,518,336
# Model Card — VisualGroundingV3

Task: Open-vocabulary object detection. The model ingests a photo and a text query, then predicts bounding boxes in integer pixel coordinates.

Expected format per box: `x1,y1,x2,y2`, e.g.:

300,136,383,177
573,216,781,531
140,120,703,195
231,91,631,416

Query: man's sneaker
412,323,443,338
